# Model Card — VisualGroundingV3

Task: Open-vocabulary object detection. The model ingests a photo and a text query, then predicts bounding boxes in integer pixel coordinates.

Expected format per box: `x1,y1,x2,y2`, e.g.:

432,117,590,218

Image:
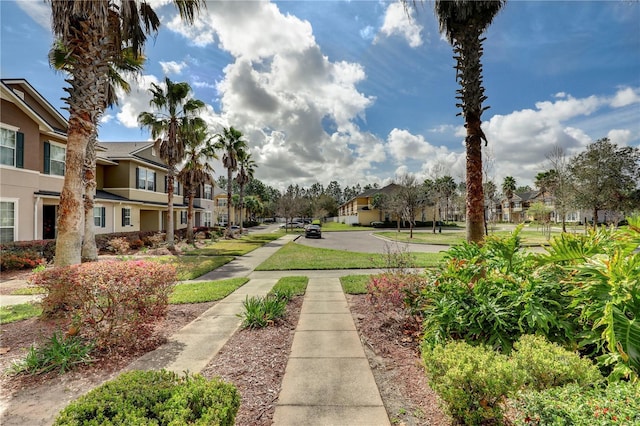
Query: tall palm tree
235,150,256,234
50,0,205,266
177,122,217,244
138,78,205,249
502,176,516,223
432,0,506,243
213,127,247,237
50,42,145,261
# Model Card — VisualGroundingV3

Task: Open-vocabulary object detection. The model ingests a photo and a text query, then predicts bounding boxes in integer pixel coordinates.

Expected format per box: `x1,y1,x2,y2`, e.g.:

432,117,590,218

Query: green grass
10,287,46,295
169,278,249,304
152,256,235,280
375,227,563,246
185,233,281,256
0,303,42,324
255,242,444,270
271,276,308,296
340,275,370,294
320,222,374,231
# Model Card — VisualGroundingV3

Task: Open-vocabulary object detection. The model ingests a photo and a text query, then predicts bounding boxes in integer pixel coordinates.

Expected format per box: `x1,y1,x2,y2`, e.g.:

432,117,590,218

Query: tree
50,0,204,266
276,193,303,231
49,42,144,261
177,122,216,244
371,193,388,222
543,146,574,232
395,174,423,238
214,127,248,237
235,150,256,233
436,176,457,222
502,176,516,223
570,138,640,227
431,0,506,243
138,78,205,249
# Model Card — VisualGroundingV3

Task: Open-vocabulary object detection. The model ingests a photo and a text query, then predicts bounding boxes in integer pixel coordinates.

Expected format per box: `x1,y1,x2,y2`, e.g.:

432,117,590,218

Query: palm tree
138,78,205,249
502,176,516,223
213,127,248,237
50,0,205,266
431,0,506,243
177,122,217,244
235,150,256,234
50,43,145,261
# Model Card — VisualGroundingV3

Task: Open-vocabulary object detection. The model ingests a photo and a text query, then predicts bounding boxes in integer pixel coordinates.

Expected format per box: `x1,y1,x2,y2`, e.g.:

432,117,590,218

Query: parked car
305,224,322,238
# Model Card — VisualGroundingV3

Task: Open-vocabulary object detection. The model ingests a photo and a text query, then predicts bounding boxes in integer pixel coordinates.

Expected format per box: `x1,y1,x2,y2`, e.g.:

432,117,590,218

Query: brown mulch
1,277,449,425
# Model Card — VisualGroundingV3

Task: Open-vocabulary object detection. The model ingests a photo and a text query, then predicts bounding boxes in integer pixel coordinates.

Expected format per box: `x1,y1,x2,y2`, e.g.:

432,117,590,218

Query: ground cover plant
413,217,640,424
255,242,443,270
11,332,94,376
239,276,308,328
53,370,239,426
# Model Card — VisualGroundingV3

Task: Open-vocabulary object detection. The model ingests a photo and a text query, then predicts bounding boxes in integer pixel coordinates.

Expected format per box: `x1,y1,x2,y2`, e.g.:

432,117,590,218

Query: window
93,206,106,228
204,184,213,200
217,198,227,207
180,211,188,225
137,167,156,191
122,207,132,227
204,212,212,227
0,201,16,243
44,142,66,176
1,126,23,168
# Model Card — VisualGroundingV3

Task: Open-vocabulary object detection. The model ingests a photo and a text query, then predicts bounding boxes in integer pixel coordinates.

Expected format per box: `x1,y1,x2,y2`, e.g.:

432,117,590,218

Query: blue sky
1,0,639,192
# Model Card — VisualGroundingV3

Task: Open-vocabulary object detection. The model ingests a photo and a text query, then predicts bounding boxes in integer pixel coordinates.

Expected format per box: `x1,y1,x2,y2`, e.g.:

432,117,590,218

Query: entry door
43,205,56,240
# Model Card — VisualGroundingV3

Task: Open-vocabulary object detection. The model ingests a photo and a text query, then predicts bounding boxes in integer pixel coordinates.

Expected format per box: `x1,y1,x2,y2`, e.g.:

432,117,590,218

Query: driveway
295,230,447,254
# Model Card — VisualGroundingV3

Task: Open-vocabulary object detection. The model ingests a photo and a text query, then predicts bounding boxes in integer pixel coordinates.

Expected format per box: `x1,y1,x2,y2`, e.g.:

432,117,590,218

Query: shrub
367,272,426,314
512,334,603,390
422,340,522,425
11,332,94,375
0,250,46,271
54,370,240,426
107,237,130,254
32,260,177,350
240,295,287,328
144,232,165,248
510,381,640,425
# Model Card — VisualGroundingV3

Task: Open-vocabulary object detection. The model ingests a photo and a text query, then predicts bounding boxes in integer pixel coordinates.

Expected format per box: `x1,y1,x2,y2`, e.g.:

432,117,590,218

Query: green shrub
512,334,603,390
32,260,176,350
11,332,94,375
54,370,240,425
240,295,287,328
422,341,522,425
510,381,640,425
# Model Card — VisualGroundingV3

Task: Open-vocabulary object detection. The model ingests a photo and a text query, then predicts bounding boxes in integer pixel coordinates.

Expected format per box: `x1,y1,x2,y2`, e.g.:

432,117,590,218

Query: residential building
1,78,215,243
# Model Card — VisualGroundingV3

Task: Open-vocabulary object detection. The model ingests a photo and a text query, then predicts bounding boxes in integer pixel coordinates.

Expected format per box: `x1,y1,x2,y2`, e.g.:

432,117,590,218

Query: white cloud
607,129,634,145
159,61,187,75
360,25,376,41
386,128,436,161
376,2,423,48
16,0,49,29
610,86,640,108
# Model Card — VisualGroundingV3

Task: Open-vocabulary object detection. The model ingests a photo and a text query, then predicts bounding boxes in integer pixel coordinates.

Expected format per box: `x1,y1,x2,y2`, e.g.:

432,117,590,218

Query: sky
1,0,639,193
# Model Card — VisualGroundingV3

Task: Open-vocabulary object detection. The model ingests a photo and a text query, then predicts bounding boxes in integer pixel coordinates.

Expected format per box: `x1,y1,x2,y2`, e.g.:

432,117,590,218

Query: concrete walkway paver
273,277,390,426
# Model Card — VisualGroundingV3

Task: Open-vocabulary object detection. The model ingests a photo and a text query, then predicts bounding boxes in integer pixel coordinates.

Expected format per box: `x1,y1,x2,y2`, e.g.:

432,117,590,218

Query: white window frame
48,141,66,177
204,184,213,200
0,198,18,243
204,211,212,227
0,125,19,167
218,198,227,207
180,211,188,225
122,207,132,227
138,167,155,191
93,206,106,228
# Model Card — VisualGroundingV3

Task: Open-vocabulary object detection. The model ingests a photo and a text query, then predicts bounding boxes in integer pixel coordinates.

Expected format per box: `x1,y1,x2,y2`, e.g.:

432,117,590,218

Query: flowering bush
32,260,177,350
107,237,130,255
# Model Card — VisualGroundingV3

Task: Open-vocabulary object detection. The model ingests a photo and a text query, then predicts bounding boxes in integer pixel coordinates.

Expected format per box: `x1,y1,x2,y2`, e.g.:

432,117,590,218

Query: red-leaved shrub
31,260,177,351
367,272,426,313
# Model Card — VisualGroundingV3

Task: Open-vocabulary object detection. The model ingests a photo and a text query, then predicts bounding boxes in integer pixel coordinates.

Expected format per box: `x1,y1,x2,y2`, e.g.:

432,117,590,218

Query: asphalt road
293,230,448,254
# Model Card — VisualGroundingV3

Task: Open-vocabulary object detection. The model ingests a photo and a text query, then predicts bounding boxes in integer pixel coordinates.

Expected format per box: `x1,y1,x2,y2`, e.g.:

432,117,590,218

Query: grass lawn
255,242,443,270
169,278,249,304
152,256,235,281
375,227,562,246
340,275,370,294
10,287,46,295
320,222,374,232
0,303,42,324
184,233,282,256
270,276,308,296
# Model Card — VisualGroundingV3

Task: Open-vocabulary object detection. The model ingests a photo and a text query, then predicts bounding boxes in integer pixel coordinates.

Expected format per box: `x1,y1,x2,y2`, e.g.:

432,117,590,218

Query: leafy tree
371,193,389,222
395,174,423,238
235,150,256,233
502,176,516,223
431,0,506,242
326,181,343,204
177,122,216,243
570,138,640,227
516,185,532,193
543,146,574,232
436,176,457,222
138,78,205,248
50,0,204,265
213,127,248,237
276,193,303,231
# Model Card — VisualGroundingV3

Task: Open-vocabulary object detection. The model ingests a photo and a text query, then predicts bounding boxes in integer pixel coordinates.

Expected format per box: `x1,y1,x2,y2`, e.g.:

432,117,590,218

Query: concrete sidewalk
273,277,390,426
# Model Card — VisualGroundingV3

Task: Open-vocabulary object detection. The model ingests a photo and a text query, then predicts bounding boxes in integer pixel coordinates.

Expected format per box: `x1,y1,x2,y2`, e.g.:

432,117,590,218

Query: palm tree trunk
82,132,98,261
464,117,485,243
166,172,175,248
239,184,245,234
226,168,233,237
187,188,195,244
